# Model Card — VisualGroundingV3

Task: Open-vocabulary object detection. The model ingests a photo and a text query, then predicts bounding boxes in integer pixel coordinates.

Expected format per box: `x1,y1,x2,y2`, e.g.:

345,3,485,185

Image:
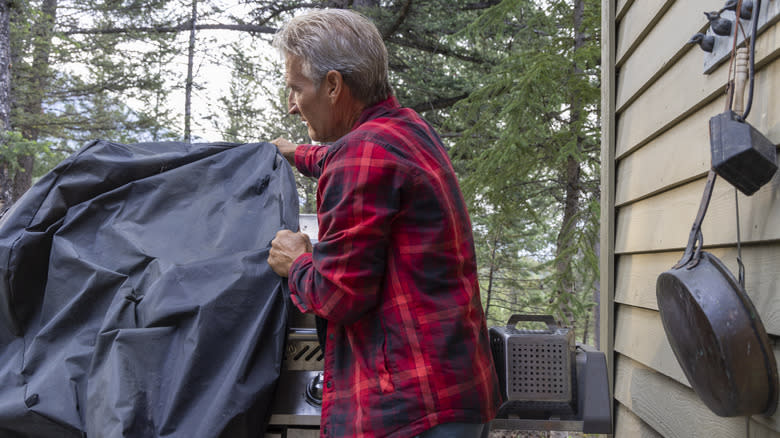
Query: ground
490,432,591,438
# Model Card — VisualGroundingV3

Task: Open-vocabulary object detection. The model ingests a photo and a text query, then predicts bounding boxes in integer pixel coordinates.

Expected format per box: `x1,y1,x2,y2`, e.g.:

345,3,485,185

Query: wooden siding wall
605,0,780,436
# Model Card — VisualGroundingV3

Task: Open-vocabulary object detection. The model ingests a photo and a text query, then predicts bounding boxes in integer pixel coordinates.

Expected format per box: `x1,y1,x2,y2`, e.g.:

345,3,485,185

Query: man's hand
268,229,313,277
271,137,297,166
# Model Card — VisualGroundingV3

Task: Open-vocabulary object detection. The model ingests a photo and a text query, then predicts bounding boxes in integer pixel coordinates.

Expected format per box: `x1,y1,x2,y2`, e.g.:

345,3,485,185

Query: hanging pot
656,170,778,417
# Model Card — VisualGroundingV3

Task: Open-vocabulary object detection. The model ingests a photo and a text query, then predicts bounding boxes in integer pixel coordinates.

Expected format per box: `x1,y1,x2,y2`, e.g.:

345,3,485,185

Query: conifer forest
0,0,601,344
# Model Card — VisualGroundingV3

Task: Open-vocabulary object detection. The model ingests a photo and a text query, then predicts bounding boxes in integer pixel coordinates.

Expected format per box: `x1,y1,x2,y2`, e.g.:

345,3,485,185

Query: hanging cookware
709,0,778,197
656,170,778,417
709,110,777,196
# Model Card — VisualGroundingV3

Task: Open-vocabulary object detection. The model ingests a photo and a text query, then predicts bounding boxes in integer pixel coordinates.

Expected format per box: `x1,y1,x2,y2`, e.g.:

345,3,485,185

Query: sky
113,1,287,143
173,1,300,142
154,27,280,142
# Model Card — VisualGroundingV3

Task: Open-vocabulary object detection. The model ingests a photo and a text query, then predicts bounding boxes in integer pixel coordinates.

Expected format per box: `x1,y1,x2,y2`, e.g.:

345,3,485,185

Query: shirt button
326,381,332,389
323,427,328,436
328,333,334,340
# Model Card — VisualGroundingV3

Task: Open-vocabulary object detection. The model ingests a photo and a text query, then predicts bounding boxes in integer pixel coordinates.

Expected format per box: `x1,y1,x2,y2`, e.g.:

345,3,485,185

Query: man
267,9,502,438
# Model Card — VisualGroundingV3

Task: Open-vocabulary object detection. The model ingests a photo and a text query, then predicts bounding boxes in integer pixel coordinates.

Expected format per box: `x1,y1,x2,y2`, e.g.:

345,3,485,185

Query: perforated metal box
490,315,576,413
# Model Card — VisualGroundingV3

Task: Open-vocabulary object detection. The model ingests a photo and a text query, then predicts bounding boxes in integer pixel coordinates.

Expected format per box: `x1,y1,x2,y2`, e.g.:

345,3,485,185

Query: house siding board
616,0,720,109
606,0,780,435
616,56,780,207
614,165,780,254
615,247,780,336
756,420,780,438
615,402,664,438
614,304,687,386
615,0,632,21
615,0,671,67
753,36,780,141
615,302,780,392
616,20,780,160
616,47,727,159
615,354,779,437
614,98,716,207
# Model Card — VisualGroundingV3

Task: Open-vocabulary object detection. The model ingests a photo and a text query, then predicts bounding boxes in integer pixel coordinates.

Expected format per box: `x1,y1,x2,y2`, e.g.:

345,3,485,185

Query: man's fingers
268,230,311,277
271,229,294,246
270,137,297,166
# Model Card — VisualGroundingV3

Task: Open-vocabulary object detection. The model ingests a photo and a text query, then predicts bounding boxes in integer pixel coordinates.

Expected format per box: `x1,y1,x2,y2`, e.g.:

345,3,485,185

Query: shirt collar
351,95,400,131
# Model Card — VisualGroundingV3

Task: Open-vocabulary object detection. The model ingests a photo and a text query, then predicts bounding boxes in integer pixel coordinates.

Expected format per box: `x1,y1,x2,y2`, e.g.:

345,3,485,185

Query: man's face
285,54,337,143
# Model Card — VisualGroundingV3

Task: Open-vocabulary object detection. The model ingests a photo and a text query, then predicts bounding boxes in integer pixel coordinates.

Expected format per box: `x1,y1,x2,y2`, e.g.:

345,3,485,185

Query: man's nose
287,90,299,115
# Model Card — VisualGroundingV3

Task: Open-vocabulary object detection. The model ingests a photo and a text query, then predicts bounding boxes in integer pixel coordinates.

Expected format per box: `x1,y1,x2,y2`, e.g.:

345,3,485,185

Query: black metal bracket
702,0,780,74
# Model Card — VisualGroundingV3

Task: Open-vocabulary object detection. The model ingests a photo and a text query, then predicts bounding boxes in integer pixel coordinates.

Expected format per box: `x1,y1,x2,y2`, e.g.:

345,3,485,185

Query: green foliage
7,0,181,186
211,44,267,143
3,0,604,342
448,0,602,339
0,130,52,176
354,1,495,123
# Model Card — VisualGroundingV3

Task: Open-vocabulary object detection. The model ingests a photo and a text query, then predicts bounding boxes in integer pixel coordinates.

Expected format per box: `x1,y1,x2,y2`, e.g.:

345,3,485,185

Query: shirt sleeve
294,144,329,178
288,138,406,325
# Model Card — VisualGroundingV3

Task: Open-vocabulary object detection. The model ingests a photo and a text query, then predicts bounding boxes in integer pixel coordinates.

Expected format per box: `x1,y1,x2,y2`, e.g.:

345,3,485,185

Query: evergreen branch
411,92,468,112
460,1,503,10
388,60,410,71
439,132,463,138
385,35,486,64
62,22,277,36
382,0,413,38
246,2,324,27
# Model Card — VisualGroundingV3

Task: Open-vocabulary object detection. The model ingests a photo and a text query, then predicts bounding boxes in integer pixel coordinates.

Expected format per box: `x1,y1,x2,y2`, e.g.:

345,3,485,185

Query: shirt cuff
288,252,313,313
294,145,311,175
294,144,330,178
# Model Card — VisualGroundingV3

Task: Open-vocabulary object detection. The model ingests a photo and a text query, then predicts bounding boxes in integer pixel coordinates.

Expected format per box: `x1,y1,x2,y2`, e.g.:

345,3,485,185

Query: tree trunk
593,239,600,349
11,0,57,202
582,313,589,344
553,0,586,329
0,0,11,208
184,0,197,142
554,156,581,328
483,234,499,325
0,0,9,129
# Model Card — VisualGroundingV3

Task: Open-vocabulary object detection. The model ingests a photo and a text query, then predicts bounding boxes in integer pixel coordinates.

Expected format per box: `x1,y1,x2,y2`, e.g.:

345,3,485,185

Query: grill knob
305,372,324,407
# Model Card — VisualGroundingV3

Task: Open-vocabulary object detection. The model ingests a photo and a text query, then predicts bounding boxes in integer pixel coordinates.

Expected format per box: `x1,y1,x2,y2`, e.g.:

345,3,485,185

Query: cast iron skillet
656,170,778,417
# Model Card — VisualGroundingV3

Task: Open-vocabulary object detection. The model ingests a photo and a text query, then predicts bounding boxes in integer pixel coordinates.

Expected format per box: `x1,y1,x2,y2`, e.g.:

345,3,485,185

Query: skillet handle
674,170,717,269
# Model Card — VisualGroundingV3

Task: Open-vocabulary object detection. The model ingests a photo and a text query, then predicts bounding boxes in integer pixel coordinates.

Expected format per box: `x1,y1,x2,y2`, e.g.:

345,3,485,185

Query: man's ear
324,70,343,102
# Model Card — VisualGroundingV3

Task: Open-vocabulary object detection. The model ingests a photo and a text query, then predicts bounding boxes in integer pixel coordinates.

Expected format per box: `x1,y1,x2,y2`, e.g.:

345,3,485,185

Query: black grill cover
0,140,298,437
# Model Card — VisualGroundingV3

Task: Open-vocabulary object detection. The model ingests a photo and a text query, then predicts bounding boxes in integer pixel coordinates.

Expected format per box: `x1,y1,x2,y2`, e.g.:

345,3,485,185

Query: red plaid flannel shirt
288,96,502,438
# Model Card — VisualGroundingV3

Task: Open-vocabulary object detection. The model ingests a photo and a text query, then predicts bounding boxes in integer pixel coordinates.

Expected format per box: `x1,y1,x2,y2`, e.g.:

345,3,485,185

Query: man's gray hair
272,9,393,105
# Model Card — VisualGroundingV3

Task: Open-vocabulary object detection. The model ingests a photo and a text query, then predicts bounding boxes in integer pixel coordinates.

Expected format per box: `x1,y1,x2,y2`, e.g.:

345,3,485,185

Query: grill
265,215,323,438
265,307,324,438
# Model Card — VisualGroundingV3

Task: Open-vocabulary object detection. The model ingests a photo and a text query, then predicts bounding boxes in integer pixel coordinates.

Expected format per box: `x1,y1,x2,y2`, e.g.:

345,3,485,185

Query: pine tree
450,0,601,340
0,0,11,207
3,1,604,345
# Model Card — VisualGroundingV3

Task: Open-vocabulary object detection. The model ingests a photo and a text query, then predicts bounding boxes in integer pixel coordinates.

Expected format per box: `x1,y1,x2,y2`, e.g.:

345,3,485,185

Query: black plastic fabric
0,140,298,437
